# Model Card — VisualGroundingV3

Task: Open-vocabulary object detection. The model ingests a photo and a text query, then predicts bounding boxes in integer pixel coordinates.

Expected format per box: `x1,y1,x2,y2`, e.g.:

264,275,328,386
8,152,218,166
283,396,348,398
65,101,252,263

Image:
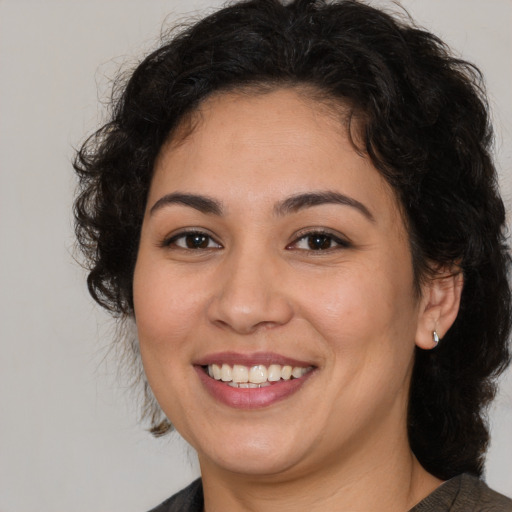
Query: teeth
206,363,312,385
267,364,281,382
232,364,249,383
212,364,221,380
228,382,271,388
281,365,292,380
221,364,232,382
249,365,268,384
292,366,308,378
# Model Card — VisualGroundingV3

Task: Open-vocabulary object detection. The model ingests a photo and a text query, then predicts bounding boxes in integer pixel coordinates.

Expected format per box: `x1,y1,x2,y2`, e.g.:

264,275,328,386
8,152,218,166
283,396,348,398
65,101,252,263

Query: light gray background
0,1,510,511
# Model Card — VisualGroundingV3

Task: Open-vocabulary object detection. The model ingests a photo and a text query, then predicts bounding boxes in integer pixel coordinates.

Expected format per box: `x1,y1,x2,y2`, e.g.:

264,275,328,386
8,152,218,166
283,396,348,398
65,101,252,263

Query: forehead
150,88,402,224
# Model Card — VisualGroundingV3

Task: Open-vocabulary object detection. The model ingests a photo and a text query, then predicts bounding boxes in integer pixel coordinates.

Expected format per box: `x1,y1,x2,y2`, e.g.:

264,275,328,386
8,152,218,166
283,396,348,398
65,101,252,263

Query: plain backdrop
0,1,511,511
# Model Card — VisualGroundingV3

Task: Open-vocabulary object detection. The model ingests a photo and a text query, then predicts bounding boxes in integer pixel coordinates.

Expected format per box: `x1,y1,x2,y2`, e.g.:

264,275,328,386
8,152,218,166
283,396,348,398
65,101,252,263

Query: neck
199,423,441,512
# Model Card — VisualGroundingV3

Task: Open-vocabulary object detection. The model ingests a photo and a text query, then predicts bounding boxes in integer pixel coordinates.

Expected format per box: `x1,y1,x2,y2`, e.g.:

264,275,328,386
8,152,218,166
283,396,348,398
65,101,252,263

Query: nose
207,248,294,334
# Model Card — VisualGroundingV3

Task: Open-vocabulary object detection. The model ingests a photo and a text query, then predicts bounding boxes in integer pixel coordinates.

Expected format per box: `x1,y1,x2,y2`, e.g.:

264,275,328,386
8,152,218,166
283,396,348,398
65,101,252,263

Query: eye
165,231,222,250
289,230,350,251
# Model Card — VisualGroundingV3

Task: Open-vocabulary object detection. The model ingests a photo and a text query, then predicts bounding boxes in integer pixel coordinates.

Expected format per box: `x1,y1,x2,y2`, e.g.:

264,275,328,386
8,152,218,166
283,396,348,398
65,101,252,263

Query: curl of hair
74,0,511,479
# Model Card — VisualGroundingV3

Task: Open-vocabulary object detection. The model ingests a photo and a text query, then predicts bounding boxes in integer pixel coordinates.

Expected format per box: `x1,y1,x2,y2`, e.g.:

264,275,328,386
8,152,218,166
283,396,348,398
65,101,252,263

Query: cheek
132,262,204,419
133,258,202,358
296,261,419,354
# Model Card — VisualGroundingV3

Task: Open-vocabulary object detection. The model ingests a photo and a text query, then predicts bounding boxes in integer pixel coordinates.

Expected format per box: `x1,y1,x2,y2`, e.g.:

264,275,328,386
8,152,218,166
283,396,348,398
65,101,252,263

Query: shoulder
146,479,203,512
411,474,512,512
146,475,511,512
458,475,512,511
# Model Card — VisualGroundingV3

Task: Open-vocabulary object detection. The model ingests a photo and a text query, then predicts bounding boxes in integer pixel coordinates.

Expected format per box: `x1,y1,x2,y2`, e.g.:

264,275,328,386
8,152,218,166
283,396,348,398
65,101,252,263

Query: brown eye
289,230,350,251
166,231,221,250
306,234,333,250
184,234,210,249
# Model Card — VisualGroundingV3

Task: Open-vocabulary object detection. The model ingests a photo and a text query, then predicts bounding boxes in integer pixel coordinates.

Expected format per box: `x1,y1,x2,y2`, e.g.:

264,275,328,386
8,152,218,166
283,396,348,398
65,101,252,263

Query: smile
195,353,317,409
205,363,313,387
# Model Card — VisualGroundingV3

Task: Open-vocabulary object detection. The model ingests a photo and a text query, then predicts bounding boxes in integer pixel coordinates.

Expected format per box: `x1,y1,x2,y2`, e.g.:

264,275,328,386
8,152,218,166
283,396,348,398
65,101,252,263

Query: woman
74,0,512,510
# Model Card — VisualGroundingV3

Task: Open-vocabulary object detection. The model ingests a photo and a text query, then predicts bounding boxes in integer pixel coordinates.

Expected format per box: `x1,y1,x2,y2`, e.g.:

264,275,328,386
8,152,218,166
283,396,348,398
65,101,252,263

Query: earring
432,330,440,347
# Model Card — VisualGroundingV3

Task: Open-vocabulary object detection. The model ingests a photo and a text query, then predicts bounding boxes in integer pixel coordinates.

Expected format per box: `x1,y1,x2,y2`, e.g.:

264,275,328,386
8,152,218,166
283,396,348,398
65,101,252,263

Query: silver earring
433,331,440,347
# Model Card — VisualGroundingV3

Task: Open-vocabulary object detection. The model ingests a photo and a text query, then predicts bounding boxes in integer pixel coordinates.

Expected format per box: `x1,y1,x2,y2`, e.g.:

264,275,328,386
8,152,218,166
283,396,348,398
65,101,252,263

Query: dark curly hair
74,0,511,480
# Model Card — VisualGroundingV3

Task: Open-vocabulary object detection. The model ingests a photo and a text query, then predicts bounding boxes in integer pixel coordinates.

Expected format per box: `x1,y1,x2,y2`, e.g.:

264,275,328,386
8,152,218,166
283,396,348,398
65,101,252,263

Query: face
133,88,426,481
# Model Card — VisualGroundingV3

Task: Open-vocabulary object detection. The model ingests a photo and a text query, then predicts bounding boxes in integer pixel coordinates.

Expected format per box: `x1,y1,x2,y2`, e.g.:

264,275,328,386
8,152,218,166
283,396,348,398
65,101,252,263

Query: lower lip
195,366,314,409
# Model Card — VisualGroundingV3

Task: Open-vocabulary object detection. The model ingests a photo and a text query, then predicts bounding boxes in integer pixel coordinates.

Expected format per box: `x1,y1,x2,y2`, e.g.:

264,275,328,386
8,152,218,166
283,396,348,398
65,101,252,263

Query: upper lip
194,351,315,368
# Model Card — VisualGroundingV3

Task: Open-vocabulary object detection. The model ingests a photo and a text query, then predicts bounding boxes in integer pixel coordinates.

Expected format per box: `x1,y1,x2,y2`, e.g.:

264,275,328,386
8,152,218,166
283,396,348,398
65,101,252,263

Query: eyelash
161,229,351,252
288,229,351,252
162,230,222,250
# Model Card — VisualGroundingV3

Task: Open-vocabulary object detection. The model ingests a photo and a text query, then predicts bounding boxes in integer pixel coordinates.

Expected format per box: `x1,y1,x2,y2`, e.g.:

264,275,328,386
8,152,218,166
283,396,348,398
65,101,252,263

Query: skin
133,88,462,511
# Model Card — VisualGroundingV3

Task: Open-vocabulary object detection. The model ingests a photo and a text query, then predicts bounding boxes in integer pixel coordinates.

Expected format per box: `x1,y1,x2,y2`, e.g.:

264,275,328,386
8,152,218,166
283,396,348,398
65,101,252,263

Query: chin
195,425,311,477
201,448,305,477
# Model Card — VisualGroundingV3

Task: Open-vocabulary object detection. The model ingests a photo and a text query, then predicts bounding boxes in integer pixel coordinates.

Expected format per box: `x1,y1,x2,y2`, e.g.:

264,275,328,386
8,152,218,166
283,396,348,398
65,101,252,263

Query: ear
415,269,463,350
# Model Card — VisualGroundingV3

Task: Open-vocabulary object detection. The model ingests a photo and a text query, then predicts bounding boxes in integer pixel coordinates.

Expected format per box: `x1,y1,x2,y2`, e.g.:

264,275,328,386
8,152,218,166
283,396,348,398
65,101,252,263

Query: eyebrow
149,192,223,216
149,190,374,222
274,191,375,222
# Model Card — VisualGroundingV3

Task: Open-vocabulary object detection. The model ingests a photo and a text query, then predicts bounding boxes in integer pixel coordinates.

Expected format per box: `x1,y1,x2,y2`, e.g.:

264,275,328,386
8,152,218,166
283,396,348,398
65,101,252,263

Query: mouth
202,363,313,388
194,353,316,409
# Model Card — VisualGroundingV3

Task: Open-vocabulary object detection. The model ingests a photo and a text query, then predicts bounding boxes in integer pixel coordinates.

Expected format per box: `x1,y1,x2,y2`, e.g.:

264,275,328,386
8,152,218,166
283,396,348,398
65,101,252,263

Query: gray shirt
149,473,512,511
